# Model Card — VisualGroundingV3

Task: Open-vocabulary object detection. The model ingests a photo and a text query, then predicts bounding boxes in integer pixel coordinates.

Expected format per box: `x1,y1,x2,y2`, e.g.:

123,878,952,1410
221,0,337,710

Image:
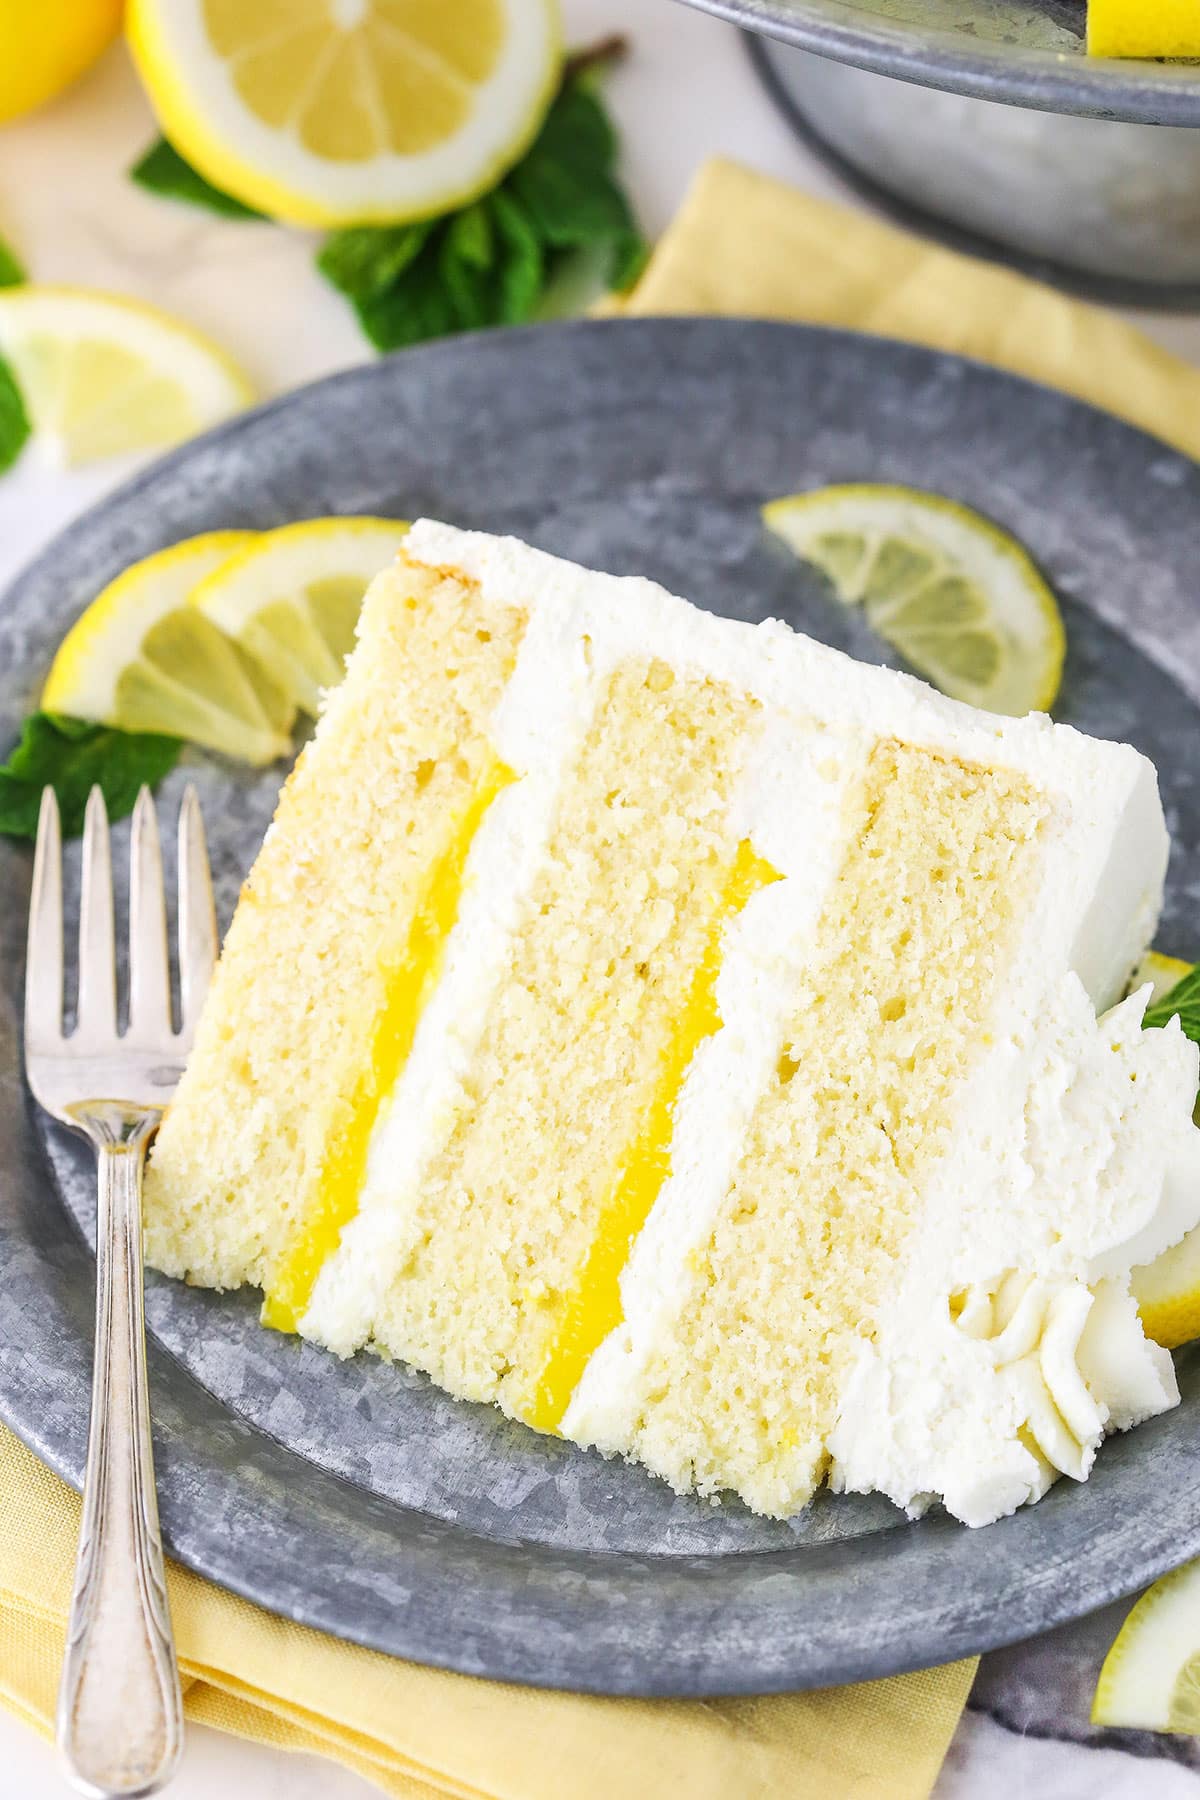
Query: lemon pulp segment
262,754,517,1333
190,518,412,717
522,839,782,1433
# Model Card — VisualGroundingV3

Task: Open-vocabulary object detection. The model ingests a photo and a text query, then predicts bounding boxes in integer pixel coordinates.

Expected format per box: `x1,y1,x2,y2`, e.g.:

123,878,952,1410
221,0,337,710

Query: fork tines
26,784,217,1053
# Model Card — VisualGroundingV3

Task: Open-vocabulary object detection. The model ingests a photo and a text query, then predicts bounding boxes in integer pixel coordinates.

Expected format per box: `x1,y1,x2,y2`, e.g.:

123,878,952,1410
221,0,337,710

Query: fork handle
58,1110,183,1798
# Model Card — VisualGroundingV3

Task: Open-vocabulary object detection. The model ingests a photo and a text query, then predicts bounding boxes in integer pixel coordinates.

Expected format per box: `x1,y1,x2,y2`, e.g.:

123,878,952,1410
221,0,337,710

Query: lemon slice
127,0,561,229
1124,953,1200,1350
0,287,251,469
1093,1559,1200,1731
191,517,410,716
1130,951,1195,1007
42,533,296,766
763,484,1066,717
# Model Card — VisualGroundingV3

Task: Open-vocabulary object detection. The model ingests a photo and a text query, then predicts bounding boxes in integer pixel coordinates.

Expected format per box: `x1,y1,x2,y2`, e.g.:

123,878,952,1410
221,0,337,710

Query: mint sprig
0,354,30,474
0,713,182,840
1144,963,1200,1043
126,52,643,355
0,229,30,473
130,138,265,220
318,79,644,351
0,231,25,289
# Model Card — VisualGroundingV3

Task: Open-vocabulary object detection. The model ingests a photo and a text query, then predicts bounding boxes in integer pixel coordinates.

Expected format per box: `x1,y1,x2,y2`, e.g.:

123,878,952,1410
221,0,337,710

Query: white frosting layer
305,524,1198,1529
563,717,868,1449
828,985,1200,1526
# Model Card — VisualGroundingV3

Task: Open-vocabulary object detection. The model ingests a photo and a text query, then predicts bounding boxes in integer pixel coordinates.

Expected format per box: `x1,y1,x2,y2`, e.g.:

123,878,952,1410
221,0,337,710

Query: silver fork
25,782,217,1798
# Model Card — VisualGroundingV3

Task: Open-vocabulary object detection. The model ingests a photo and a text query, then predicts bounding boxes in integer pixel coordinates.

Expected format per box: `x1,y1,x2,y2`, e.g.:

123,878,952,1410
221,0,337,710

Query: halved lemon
1093,1559,1200,1731
191,517,410,716
127,0,562,228
763,484,1066,717
42,533,296,766
0,287,251,469
0,0,122,125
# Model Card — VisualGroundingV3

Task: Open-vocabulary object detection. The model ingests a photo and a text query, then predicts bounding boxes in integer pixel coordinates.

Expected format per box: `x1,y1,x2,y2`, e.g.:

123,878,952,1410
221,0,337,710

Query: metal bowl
677,0,1200,125
680,1,1200,299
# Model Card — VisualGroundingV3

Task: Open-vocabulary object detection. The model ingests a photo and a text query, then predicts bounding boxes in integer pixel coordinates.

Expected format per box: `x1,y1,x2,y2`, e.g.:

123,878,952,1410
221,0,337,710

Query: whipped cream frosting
307,524,1199,1527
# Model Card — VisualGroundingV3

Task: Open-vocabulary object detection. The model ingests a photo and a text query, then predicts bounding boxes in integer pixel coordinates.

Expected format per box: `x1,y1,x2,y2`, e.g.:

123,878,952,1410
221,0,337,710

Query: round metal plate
1,318,1199,1694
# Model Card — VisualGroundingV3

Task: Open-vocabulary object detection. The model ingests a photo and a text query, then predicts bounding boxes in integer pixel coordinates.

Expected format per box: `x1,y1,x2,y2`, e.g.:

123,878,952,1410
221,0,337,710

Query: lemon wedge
42,533,296,766
191,517,410,716
1093,1559,1200,1731
763,484,1066,717
0,286,251,470
127,0,561,228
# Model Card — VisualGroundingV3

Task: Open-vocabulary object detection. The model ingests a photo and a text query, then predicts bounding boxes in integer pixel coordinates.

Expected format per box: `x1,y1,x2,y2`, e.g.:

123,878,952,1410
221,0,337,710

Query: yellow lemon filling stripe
523,838,782,1433
261,754,516,1333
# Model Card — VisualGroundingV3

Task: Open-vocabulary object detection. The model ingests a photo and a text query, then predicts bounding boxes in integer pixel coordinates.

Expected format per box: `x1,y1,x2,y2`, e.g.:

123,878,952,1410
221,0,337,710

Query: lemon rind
42,532,258,720
190,517,411,637
127,0,563,229
1093,1560,1200,1730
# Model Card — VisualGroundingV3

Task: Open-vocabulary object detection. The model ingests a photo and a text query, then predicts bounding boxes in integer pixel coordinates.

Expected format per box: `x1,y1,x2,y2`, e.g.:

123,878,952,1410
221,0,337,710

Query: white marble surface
3,1,1200,1795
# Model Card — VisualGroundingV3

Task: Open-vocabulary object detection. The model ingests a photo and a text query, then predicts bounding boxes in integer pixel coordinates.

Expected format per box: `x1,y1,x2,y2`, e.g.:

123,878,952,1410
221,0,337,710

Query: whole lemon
0,0,123,125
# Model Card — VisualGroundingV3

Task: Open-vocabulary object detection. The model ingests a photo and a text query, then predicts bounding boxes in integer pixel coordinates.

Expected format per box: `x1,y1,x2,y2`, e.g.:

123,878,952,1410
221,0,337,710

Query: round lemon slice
762,484,1066,717
42,533,296,766
127,0,561,228
1093,1559,1200,1731
191,517,410,716
0,287,251,470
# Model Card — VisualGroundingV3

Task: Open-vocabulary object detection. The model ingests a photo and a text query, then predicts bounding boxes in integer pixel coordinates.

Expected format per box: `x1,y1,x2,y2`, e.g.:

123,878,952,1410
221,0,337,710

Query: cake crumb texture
143,554,524,1289
367,659,759,1419
621,742,1048,1516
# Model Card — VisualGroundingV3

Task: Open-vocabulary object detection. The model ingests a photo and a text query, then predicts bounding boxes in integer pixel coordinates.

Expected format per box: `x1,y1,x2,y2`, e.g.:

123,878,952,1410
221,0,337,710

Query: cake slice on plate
144,522,1200,1527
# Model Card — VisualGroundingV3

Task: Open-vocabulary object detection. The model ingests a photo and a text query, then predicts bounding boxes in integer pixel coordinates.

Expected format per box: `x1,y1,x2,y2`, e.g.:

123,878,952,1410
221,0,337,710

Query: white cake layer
301,523,1198,1527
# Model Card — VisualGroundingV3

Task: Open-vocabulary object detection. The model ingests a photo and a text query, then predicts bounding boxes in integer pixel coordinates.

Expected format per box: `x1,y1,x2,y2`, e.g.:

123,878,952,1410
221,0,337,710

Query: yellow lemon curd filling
261,752,516,1333
522,838,782,1434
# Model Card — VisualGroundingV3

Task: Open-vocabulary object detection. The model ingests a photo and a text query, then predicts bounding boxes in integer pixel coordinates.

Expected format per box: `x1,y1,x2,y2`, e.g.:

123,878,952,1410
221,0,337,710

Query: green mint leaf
130,138,265,220
353,249,460,352
317,220,435,306
0,232,25,288
0,350,30,474
506,85,624,248
1143,962,1200,1043
0,713,182,840
611,227,649,292
318,66,643,353
488,189,544,324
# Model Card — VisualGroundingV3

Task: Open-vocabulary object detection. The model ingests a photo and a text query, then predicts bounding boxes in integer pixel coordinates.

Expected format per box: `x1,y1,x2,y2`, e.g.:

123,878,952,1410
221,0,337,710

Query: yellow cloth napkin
24,154,1194,1798
0,1424,972,1798
616,157,1200,461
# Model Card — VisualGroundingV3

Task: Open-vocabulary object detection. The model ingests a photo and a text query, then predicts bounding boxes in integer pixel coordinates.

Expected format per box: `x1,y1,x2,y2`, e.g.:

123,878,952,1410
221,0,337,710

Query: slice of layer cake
144,522,1200,1527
